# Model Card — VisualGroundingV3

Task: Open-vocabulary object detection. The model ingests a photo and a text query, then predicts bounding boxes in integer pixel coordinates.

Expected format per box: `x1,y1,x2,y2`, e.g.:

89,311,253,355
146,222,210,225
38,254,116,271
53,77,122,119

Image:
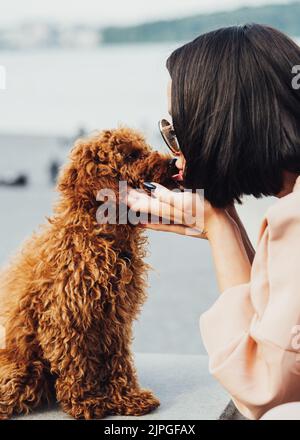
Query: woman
127,24,300,419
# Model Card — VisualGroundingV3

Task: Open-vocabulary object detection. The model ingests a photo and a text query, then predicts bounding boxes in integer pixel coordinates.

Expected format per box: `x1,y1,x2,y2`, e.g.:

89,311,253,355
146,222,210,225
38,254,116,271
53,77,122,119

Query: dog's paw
61,397,108,420
109,388,160,416
0,411,11,420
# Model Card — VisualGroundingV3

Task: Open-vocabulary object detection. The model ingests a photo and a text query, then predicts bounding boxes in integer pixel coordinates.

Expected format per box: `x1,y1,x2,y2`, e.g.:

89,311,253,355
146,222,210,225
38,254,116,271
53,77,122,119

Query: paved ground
15,353,230,420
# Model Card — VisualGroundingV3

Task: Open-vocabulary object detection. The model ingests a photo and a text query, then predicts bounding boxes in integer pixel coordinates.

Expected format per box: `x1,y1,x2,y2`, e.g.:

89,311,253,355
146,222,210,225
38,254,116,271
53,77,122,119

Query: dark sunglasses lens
158,119,181,154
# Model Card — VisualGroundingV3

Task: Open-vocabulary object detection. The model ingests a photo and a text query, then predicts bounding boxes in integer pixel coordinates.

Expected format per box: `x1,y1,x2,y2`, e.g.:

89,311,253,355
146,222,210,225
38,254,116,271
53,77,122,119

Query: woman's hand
125,182,253,291
126,182,223,239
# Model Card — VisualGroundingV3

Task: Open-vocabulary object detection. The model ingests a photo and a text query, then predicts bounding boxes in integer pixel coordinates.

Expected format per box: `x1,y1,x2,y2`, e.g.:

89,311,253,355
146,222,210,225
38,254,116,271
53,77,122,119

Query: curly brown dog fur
0,127,176,419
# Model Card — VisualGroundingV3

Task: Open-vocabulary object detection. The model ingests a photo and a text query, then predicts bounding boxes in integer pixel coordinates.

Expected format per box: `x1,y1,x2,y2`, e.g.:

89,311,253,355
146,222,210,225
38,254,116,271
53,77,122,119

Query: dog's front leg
48,320,159,419
43,331,109,420
100,321,160,417
105,354,161,417
97,258,160,417
39,299,109,418
56,373,107,420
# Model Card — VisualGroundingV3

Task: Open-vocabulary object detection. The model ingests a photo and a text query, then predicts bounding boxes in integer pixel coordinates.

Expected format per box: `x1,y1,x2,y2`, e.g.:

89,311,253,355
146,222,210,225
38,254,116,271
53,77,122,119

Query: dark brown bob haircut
166,24,300,207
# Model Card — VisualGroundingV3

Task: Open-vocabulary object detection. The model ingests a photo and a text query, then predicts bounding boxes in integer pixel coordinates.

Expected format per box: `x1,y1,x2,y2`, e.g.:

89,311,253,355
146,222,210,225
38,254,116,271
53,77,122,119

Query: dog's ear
107,126,150,157
57,132,118,198
57,162,78,195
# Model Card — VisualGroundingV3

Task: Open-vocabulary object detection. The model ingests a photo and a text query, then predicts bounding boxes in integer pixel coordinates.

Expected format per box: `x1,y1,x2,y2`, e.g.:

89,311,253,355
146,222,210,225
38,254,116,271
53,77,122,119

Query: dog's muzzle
168,158,178,177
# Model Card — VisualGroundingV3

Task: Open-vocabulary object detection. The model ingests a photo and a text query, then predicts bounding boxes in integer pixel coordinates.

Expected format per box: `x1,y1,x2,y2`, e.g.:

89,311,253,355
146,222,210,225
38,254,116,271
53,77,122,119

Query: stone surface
219,401,248,420
15,353,230,420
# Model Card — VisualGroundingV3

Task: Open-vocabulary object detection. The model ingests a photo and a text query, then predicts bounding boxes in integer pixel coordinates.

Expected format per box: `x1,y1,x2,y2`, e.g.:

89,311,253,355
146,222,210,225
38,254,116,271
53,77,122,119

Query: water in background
0,45,276,355
0,44,179,135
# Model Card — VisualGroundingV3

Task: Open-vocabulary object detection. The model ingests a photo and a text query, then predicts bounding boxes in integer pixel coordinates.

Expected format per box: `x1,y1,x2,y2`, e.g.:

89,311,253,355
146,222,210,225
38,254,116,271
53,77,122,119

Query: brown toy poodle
0,127,178,420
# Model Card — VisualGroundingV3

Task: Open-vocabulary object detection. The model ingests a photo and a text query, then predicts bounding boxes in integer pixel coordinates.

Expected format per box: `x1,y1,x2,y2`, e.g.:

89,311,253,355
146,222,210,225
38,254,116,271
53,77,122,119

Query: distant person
76,126,86,138
49,160,60,184
126,24,300,419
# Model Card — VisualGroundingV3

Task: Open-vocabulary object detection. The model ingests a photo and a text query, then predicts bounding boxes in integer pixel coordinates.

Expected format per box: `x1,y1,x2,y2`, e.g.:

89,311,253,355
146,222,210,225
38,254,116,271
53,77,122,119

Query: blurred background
0,0,298,355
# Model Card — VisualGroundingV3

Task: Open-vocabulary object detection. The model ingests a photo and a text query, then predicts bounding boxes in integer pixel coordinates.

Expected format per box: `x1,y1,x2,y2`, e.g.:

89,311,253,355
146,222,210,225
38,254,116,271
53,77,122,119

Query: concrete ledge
15,353,230,420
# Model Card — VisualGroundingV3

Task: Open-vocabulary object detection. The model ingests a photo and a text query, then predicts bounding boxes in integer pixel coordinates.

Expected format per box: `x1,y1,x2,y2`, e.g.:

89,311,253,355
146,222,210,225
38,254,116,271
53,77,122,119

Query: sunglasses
158,119,181,156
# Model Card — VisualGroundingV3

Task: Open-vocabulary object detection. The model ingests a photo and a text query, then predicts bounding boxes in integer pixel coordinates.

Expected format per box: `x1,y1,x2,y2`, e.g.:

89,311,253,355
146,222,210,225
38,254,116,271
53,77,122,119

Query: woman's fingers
119,185,207,238
151,183,204,228
127,189,186,225
151,182,185,207
150,183,175,202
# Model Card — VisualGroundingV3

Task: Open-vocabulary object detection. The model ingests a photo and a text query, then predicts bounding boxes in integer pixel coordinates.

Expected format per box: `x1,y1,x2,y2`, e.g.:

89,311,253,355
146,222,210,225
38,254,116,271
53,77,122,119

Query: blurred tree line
102,2,300,43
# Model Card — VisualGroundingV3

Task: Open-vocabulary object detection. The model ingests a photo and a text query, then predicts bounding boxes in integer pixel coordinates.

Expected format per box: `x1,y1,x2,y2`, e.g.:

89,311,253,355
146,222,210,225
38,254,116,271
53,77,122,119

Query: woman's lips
172,169,184,181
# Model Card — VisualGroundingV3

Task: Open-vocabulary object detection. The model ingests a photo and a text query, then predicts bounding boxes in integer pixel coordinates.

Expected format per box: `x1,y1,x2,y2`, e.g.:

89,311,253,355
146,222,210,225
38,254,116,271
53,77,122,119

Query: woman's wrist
206,208,251,292
206,204,255,264
205,207,231,241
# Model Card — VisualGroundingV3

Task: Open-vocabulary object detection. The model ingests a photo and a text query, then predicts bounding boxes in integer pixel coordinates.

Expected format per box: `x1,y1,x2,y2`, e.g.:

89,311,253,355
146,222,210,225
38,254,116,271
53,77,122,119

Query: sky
1,0,295,26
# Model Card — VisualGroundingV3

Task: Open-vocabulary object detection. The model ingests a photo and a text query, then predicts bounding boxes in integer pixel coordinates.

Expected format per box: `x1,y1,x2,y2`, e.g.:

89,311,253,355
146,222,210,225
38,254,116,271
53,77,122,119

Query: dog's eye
119,250,132,263
126,151,140,161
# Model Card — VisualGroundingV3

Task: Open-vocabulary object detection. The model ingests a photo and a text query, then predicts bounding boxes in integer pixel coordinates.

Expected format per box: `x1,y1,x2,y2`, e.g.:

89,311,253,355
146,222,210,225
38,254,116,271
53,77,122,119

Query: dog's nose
168,158,178,176
168,157,177,167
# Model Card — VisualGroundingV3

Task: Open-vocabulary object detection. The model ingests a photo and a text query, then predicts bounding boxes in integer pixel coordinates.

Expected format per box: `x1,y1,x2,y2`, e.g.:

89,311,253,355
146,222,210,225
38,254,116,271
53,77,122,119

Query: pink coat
200,176,300,419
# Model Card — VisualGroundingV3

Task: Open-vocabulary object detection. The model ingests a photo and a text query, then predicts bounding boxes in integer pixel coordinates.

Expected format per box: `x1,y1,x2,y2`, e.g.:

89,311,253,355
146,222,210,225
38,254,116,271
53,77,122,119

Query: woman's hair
166,24,300,207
